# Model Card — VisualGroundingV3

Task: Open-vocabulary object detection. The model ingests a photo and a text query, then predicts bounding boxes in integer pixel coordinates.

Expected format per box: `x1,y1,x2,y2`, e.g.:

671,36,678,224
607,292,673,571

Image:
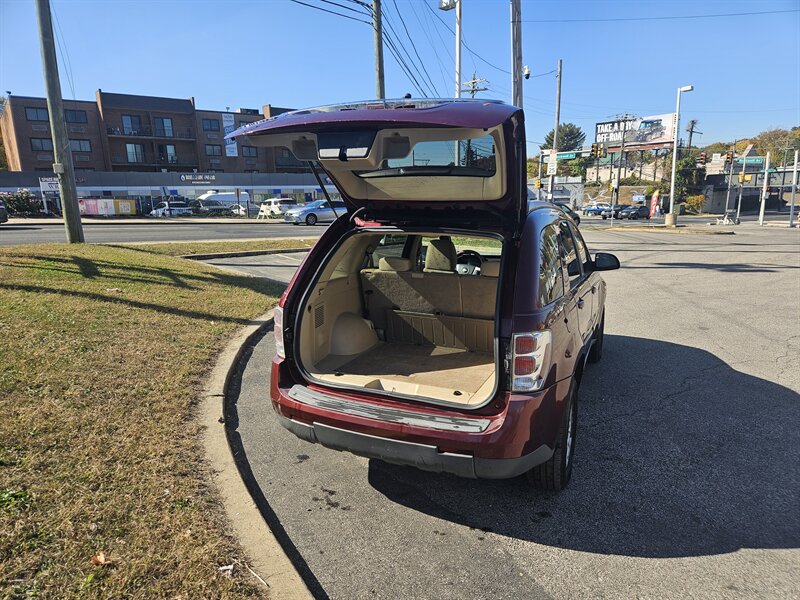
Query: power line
422,0,511,75
288,0,372,24
522,8,798,23
317,0,370,14
408,0,451,95
390,0,441,96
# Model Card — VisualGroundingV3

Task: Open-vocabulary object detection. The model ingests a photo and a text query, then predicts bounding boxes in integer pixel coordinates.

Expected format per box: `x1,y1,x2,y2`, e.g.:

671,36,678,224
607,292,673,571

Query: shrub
1,189,42,215
685,194,706,214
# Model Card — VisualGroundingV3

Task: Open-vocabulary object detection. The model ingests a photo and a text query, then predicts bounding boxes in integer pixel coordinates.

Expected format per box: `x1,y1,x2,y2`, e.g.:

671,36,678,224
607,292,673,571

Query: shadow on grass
367,334,800,559
0,265,285,325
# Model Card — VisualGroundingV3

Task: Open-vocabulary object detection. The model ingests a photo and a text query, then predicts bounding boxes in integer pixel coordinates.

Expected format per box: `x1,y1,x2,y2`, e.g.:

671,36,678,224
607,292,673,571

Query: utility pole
455,0,462,97
461,73,488,98
686,119,700,151
725,139,736,212
548,58,562,199
373,0,385,99
35,0,83,243
736,160,745,223
758,151,770,226
510,0,523,108
789,150,798,228
615,130,627,206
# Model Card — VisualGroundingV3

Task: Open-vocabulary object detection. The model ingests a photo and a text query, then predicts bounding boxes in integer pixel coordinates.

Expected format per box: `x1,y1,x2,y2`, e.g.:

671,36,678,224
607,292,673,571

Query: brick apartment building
0,90,305,174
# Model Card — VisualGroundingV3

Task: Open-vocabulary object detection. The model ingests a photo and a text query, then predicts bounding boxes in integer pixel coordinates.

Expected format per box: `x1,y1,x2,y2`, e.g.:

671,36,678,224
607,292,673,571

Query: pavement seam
201,310,314,600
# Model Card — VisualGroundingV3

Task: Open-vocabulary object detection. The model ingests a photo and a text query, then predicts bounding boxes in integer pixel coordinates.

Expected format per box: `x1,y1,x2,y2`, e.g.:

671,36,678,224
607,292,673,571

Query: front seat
424,237,457,273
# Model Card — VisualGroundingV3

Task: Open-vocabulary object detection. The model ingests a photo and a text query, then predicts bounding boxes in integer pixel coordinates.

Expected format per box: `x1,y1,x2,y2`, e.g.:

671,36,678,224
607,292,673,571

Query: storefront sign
39,177,59,193
180,174,217,184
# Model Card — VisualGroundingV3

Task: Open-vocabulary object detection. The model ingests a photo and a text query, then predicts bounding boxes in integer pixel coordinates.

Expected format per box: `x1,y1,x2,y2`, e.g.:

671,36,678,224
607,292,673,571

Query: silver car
283,199,346,225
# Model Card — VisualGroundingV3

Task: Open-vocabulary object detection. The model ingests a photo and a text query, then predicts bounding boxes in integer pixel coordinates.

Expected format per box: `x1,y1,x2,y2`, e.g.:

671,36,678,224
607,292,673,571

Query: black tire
305,213,318,226
588,314,604,363
528,383,578,491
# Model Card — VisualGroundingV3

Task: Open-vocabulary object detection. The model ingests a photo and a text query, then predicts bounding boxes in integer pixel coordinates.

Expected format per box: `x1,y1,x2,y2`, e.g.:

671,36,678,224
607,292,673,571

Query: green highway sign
735,157,764,165
557,152,577,160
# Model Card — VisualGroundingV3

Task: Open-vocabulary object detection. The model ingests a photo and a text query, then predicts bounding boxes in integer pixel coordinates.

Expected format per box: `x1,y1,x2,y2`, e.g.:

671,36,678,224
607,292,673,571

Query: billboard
222,113,238,157
595,113,675,149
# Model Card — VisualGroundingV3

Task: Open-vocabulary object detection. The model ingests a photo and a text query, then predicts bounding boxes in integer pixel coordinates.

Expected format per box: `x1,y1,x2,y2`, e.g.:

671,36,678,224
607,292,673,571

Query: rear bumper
271,360,571,479
276,413,552,479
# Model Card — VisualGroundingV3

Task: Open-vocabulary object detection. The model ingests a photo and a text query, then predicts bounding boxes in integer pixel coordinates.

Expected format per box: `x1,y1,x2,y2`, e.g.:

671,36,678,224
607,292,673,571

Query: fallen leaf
90,551,112,566
105,288,121,293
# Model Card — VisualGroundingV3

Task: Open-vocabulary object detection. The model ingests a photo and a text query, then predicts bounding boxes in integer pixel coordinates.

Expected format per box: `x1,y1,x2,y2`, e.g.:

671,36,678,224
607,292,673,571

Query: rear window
360,135,496,178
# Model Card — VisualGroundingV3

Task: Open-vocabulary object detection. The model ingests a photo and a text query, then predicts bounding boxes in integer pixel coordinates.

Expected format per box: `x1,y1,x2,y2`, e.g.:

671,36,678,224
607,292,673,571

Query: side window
320,202,329,209
572,227,591,271
558,221,582,285
372,234,407,263
539,223,565,306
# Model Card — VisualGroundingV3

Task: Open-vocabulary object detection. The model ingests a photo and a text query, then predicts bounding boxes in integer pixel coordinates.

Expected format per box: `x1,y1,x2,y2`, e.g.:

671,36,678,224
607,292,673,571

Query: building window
207,169,223,173
30,138,54,151
205,144,222,156
122,115,142,135
158,144,177,163
154,117,173,137
244,169,260,173
242,146,257,157
126,143,145,163
25,107,49,121
64,109,88,123
280,148,291,157
69,139,91,152
202,118,220,131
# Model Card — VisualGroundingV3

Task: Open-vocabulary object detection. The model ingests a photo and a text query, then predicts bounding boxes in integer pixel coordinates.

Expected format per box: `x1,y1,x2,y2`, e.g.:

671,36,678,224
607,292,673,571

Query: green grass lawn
0,244,287,598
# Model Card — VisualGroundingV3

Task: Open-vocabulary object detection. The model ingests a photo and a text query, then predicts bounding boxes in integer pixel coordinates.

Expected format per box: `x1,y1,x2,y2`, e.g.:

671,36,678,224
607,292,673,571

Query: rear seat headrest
424,237,457,272
480,261,500,277
378,256,413,272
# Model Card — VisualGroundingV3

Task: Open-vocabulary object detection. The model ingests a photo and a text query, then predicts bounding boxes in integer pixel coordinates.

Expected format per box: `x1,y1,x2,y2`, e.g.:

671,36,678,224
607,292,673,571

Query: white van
195,190,250,207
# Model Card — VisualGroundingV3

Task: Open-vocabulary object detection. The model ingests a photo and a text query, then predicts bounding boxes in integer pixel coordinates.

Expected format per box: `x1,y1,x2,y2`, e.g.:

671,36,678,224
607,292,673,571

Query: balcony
111,154,197,166
107,126,195,139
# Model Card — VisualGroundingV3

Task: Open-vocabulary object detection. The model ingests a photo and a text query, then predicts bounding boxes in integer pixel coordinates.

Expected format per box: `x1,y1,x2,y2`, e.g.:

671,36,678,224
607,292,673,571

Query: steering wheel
456,249,484,275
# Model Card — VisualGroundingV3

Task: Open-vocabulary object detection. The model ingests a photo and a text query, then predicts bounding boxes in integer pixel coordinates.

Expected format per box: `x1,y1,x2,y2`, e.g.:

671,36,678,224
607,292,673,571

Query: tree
541,123,585,151
0,137,7,171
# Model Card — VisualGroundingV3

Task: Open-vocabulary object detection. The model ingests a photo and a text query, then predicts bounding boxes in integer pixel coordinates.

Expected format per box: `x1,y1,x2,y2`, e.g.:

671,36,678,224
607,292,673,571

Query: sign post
758,152,770,226
789,150,798,228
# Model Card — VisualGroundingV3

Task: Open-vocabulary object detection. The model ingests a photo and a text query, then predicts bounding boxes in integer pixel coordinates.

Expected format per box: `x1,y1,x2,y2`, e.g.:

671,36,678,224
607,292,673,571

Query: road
0,220,323,246
4,212,790,246
215,227,800,599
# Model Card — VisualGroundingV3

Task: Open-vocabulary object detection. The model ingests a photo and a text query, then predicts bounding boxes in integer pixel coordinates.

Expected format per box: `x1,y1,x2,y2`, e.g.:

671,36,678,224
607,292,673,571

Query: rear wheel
588,314,604,363
306,214,318,226
528,384,578,491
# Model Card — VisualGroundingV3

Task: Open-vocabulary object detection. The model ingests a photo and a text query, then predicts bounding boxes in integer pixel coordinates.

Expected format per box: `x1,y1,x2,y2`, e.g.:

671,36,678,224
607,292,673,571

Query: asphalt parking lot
214,227,800,599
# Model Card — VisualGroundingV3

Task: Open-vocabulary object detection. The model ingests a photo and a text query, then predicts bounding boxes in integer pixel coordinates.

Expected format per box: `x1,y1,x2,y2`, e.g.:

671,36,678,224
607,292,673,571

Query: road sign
556,152,577,160
735,157,764,165
547,150,557,175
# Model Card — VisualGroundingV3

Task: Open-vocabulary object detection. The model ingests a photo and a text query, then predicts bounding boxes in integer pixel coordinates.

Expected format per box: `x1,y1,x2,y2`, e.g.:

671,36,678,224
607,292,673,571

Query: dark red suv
228,99,619,490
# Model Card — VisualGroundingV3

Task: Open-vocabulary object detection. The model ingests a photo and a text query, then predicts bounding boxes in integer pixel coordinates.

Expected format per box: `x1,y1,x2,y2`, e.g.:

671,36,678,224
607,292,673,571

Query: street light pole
455,0,462,98
668,84,693,226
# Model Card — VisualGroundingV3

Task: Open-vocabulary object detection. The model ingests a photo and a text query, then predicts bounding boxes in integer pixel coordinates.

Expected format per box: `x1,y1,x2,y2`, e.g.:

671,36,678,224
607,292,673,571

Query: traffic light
591,143,598,158
725,151,733,163
598,143,607,158
534,178,542,189
699,152,707,165
609,182,614,192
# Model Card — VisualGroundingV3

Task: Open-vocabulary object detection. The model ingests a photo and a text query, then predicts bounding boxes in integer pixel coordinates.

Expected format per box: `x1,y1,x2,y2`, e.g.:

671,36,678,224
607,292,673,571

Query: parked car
150,201,193,217
0,198,8,224
230,99,620,490
621,205,650,220
230,203,259,217
600,204,626,219
262,197,300,216
555,204,581,225
188,199,231,215
283,199,346,225
582,202,610,216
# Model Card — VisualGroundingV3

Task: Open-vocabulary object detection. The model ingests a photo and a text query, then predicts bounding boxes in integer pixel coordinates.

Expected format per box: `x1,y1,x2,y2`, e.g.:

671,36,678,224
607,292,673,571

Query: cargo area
296,232,502,407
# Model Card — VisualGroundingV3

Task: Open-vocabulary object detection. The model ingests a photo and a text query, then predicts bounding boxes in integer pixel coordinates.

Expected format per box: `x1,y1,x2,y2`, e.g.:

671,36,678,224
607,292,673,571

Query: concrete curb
181,247,312,261
201,310,314,600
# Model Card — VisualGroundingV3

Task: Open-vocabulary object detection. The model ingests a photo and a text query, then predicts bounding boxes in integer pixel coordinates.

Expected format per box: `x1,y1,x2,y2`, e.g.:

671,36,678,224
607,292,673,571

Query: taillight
274,306,285,358
511,331,551,392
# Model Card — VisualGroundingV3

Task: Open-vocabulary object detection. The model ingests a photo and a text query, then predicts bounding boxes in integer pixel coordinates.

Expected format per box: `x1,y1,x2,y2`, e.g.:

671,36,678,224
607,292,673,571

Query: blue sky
1,0,798,151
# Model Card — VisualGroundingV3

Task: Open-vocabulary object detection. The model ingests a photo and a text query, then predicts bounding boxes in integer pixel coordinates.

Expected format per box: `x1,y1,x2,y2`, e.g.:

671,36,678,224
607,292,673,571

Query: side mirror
594,252,620,271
